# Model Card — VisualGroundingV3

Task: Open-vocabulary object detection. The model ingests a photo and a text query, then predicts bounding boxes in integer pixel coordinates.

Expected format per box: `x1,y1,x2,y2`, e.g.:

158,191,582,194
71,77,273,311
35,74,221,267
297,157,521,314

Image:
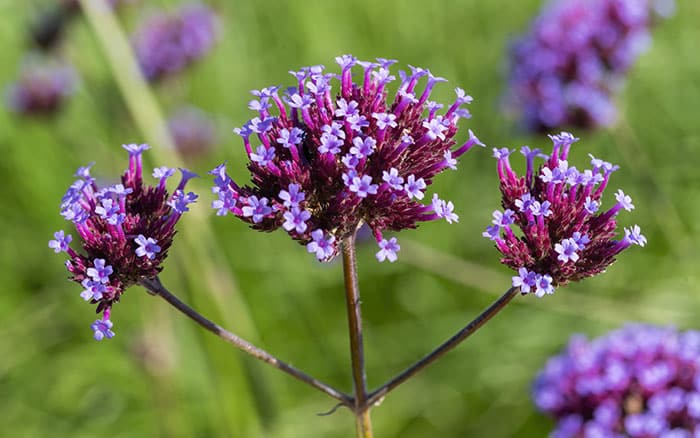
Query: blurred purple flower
49,144,198,339
505,0,674,132
168,106,216,159
132,4,218,82
484,132,644,296
211,55,483,262
6,54,77,116
534,324,700,436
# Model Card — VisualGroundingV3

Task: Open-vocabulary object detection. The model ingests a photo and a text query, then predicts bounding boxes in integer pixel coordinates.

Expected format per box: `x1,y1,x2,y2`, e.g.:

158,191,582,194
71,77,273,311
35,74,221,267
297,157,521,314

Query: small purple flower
91,318,115,341
250,145,276,166
482,225,501,241
443,151,458,170
277,127,304,148
95,198,125,225
80,279,107,301
571,232,590,250
168,190,198,214
382,168,404,190
335,98,359,117
530,200,552,217
555,238,580,263
134,235,161,260
307,229,336,261
431,195,459,224
585,196,600,214
349,175,379,198
512,267,537,293
49,230,72,253
212,188,237,216
241,196,273,223
350,137,376,158
376,237,400,263
404,175,426,200
87,259,113,284
153,166,175,179
515,193,535,213
282,208,311,234
625,225,647,247
279,184,305,208
533,274,555,297
372,112,398,130
492,209,515,228
319,133,344,155
615,189,635,211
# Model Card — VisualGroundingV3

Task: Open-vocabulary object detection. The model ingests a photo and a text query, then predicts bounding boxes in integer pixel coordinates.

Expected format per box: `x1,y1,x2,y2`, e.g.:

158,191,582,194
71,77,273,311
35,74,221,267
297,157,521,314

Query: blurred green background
1,0,699,436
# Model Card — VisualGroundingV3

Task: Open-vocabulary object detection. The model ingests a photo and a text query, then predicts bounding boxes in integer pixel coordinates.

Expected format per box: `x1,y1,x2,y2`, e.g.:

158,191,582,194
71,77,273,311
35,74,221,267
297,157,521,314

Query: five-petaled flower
210,55,483,262
484,132,645,297
49,144,198,339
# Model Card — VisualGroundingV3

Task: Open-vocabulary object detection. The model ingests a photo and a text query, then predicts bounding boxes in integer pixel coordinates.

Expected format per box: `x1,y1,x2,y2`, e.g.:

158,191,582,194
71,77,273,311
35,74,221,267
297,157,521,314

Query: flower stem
341,233,373,438
366,286,519,407
139,276,353,407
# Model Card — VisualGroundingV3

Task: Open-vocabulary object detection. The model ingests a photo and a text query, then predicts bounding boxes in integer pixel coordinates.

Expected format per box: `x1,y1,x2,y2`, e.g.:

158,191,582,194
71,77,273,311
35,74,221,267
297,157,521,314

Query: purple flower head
168,106,215,159
376,237,400,263
484,132,643,292
132,4,218,82
505,0,673,132
533,324,700,436
512,267,538,293
51,145,197,339
48,230,72,253
212,56,481,261
6,53,77,117
282,208,311,234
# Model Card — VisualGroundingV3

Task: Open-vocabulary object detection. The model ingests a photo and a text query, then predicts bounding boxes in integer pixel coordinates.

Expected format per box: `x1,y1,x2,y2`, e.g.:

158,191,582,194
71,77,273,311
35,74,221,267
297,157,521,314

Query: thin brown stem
366,286,519,407
139,277,353,407
341,233,373,438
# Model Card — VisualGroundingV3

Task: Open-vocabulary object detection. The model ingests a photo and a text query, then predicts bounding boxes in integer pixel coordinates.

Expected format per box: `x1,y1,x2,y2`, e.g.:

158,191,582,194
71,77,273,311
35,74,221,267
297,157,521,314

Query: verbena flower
484,132,645,297
211,55,483,262
168,106,216,160
533,324,700,436
132,4,218,82
49,144,198,340
505,0,674,131
6,54,76,116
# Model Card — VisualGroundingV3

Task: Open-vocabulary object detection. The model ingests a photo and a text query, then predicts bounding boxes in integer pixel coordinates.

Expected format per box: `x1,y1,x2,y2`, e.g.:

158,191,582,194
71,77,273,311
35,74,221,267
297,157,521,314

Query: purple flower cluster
534,324,700,437
6,54,76,116
168,106,216,159
132,4,218,82
484,132,645,296
49,144,198,339
211,55,482,262
505,0,674,131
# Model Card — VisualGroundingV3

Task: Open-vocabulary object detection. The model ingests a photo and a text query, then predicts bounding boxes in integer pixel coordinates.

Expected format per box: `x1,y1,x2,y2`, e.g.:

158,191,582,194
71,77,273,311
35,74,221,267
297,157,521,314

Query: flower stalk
139,276,353,407
341,232,373,437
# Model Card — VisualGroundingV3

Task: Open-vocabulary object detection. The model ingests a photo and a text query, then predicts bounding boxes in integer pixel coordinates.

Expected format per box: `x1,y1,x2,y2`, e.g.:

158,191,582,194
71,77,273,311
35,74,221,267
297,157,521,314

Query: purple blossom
349,175,378,198
282,208,311,234
279,184,305,208
624,225,647,247
212,188,237,216
91,318,115,341
49,230,72,253
87,259,113,284
132,4,218,82
250,145,276,166
376,237,400,263
212,56,481,262
534,324,700,436
404,175,426,200
168,190,198,214
153,166,176,179
533,274,555,297
482,225,501,241
512,267,537,293
52,145,197,339
505,0,673,131
350,137,377,158
485,132,643,291
241,196,273,223
134,235,161,260
307,229,336,261
615,189,635,211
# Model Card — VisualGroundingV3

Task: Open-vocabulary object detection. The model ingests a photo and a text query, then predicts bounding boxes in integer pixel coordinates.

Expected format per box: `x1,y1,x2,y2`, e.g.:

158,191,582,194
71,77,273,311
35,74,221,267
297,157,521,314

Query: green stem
341,233,373,438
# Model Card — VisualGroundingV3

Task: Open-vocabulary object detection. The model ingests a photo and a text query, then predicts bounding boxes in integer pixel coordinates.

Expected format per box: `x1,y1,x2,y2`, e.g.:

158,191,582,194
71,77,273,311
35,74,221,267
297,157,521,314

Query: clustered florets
534,324,700,437
49,144,198,339
132,4,218,82
505,0,674,131
484,132,645,297
211,55,483,262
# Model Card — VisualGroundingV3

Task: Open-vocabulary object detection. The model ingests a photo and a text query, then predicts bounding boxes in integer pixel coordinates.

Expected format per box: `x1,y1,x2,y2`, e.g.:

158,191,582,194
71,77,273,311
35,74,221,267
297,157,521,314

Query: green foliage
1,0,699,436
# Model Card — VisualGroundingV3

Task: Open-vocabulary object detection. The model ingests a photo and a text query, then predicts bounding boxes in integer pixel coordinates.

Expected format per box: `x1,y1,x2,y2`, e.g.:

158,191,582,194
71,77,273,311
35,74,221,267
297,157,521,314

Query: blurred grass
1,0,699,437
